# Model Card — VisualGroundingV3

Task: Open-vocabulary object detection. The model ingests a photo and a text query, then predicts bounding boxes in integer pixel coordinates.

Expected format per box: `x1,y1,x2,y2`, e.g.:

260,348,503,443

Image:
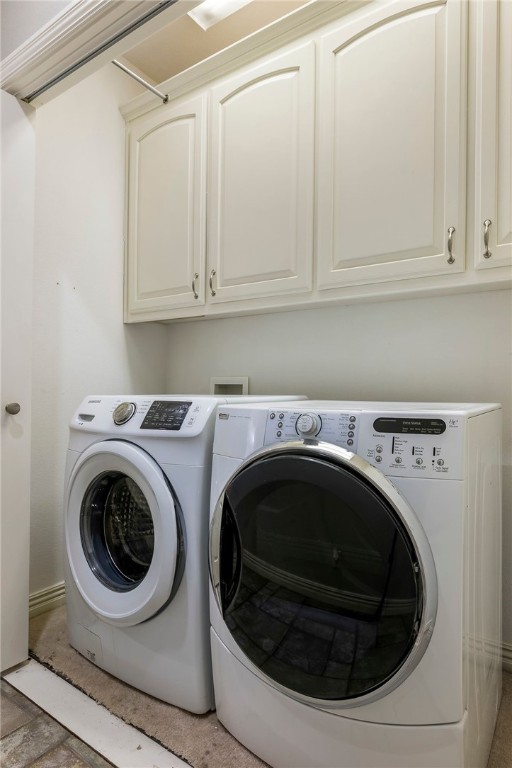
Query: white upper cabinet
125,93,207,318
472,0,512,272
207,42,315,304
122,0,510,323
316,0,467,289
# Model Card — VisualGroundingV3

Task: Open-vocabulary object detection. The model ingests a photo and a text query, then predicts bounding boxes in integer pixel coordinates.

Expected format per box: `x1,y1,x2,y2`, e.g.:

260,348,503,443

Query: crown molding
0,0,200,106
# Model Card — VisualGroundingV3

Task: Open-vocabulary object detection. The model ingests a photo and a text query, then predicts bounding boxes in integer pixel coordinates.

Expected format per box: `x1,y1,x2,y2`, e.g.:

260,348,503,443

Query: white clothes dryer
209,401,502,765
64,394,304,714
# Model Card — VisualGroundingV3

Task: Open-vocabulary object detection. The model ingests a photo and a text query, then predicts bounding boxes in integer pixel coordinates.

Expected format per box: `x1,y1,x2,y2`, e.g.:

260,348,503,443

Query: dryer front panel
210,441,437,708
66,440,185,627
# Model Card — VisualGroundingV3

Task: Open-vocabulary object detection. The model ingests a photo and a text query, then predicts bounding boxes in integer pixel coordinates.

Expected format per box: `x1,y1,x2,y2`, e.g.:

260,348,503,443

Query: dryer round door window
66,440,185,627
210,443,437,707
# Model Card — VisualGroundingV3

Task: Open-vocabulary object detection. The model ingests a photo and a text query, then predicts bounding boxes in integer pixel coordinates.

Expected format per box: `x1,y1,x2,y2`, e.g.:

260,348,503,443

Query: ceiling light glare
188,0,253,30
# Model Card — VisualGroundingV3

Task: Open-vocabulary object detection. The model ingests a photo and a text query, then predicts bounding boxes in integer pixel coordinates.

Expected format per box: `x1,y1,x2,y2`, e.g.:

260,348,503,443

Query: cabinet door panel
126,94,206,317
208,42,314,303
317,0,466,288
474,0,512,271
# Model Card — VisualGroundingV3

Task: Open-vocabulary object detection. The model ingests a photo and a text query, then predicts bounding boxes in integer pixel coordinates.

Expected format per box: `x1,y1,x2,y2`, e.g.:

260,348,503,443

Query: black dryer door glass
220,454,423,701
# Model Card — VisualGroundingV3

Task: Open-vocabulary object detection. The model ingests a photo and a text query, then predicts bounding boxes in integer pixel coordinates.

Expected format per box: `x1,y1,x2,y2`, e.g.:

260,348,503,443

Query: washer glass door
211,446,436,706
66,440,185,627
81,470,155,591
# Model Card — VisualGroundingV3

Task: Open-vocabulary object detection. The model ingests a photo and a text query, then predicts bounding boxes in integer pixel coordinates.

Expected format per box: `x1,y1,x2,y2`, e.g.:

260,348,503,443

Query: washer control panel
264,408,359,450
73,396,218,437
140,400,192,430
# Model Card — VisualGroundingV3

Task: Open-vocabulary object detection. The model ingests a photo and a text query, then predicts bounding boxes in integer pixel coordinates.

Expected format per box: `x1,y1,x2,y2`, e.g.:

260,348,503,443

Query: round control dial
113,401,136,425
296,412,321,437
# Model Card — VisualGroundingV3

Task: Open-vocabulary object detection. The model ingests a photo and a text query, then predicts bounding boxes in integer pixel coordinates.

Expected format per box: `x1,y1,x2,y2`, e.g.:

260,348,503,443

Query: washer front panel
66,440,185,627
210,441,437,708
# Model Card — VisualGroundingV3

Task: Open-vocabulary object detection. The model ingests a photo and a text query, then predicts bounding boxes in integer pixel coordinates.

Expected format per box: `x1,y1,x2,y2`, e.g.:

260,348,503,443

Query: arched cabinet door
125,93,207,319
472,0,512,272
316,0,467,289
207,41,315,305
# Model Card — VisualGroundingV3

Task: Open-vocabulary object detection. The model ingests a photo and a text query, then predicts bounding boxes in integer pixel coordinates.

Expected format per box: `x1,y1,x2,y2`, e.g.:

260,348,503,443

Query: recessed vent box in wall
210,377,249,396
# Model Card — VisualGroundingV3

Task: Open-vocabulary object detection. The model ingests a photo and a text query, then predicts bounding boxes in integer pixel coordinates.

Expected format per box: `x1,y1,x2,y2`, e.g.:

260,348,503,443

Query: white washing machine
209,401,502,766
64,394,304,714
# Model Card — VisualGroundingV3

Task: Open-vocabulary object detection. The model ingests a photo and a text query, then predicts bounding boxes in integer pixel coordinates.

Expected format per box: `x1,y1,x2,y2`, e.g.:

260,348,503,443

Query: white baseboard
29,582,66,619
503,641,512,674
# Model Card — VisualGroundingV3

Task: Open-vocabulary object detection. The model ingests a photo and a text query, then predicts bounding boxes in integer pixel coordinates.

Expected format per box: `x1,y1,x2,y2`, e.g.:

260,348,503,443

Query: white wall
164,288,512,650
30,65,168,593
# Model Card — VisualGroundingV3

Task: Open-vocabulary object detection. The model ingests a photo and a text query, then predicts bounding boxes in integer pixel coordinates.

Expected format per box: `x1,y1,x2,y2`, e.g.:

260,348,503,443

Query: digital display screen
373,417,446,435
140,400,192,430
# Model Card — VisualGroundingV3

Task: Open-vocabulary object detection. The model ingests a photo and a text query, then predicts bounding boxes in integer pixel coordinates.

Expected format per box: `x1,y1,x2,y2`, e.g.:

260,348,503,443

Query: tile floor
1,679,114,768
1,660,186,768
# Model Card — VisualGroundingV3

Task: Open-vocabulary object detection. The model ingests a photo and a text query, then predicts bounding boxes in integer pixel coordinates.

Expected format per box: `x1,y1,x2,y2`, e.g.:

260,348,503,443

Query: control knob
113,401,136,425
296,412,321,437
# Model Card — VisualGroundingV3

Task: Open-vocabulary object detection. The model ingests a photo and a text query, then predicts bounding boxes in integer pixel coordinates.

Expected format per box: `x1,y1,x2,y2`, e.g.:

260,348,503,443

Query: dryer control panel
264,407,465,480
264,408,360,450
357,413,465,479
